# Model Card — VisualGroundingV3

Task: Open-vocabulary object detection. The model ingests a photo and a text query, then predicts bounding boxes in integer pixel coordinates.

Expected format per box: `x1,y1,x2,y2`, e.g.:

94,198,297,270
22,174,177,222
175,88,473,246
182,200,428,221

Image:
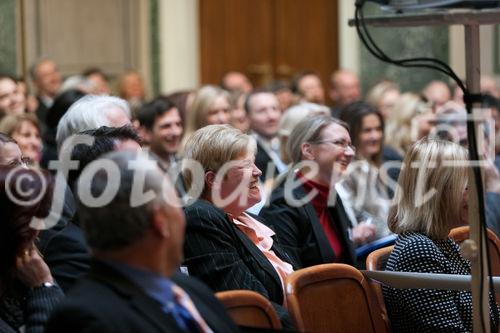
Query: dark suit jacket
37,187,90,292
183,199,298,327
45,260,239,333
37,221,90,292
35,96,50,137
255,141,279,182
260,176,357,268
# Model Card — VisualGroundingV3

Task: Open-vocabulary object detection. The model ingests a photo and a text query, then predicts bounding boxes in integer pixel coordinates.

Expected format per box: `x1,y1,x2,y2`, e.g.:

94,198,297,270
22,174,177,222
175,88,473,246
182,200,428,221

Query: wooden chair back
365,245,394,331
215,290,282,330
448,226,500,276
285,263,388,333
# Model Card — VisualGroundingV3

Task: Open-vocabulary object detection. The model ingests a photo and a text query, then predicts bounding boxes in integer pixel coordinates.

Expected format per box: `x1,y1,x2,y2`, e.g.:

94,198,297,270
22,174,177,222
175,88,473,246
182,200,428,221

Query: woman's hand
16,245,54,288
352,222,377,245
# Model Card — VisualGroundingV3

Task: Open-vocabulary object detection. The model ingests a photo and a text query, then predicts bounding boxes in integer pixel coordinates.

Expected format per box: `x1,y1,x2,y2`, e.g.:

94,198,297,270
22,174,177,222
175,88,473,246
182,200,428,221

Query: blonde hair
366,80,399,109
385,93,431,156
184,85,230,138
0,113,40,136
182,124,255,195
388,138,468,239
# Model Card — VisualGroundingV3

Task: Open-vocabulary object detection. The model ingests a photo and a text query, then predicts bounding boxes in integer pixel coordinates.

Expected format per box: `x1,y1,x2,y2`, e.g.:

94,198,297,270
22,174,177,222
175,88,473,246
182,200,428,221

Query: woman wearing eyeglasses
0,133,30,167
260,115,361,268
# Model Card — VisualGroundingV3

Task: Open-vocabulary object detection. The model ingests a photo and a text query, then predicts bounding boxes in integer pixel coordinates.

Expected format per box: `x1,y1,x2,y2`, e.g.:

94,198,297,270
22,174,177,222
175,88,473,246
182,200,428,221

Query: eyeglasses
7,157,32,167
310,140,356,152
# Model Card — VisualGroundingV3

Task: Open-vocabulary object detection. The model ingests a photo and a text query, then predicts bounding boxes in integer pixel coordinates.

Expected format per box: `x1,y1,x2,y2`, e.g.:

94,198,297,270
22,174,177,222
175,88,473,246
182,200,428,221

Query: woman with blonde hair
261,115,362,267
182,124,297,327
385,92,435,158
278,102,330,164
383,138,498,332
366,80,400,120
183,85,231,140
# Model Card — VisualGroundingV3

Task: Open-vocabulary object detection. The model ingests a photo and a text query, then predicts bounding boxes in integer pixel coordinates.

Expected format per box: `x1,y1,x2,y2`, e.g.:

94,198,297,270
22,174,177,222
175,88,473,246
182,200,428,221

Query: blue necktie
170,301,201,333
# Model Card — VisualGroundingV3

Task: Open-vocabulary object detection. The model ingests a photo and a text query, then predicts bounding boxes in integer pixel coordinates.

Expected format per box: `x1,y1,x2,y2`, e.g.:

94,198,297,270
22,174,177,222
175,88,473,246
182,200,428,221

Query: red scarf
298,171,344,262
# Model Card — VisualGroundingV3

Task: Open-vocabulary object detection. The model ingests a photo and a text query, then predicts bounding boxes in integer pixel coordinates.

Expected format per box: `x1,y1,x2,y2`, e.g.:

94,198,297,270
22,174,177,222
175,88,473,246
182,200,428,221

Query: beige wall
21,0,151,93
338,1,360,74
158,0,199,94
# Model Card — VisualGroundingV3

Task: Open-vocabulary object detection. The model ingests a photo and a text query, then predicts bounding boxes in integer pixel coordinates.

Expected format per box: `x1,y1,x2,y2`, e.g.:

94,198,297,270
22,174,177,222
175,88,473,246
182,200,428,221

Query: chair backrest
366,245,394,271
365,245,394,332
448,226,500,276
365,227,500,323
285,263,388,333
215,290,282,330
449,226,500,302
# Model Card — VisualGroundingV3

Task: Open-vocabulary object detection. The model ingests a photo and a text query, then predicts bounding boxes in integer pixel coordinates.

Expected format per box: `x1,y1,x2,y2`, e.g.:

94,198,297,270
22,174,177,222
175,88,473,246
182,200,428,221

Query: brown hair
0,166,53,292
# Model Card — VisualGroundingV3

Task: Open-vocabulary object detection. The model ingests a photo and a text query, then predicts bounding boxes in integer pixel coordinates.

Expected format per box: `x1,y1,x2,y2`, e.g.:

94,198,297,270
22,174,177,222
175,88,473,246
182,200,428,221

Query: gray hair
279,102,330,137
278,103,330,164
56,95,131,149
77,150,172,251
287,115,348,164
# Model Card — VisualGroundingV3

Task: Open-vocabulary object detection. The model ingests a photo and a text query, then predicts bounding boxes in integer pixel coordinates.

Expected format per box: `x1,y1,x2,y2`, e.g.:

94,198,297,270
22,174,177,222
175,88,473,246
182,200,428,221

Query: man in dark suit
329,69,361,118
245,90,287,181
46,149,238,333
30,59,62,133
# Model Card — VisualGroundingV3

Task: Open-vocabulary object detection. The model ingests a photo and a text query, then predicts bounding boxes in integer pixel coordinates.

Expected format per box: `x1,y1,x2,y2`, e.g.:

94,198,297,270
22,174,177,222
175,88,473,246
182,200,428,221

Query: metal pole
464,23,490,333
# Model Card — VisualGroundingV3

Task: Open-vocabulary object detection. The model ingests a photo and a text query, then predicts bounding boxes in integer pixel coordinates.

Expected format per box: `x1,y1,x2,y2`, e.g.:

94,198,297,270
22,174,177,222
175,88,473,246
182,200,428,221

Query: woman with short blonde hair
385,93,435,157
366,80,400,119
181,124,297,327
182,124,255,196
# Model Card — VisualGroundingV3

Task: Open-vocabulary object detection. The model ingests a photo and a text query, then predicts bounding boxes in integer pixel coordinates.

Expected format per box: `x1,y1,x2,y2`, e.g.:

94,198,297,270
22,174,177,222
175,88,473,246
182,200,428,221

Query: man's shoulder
48,276,121,325
172,272,213,296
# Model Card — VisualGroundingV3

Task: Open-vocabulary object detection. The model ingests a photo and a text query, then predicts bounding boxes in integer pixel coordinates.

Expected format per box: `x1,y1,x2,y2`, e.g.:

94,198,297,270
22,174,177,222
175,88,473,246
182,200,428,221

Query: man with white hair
56,95,132,150
49,95,133,262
